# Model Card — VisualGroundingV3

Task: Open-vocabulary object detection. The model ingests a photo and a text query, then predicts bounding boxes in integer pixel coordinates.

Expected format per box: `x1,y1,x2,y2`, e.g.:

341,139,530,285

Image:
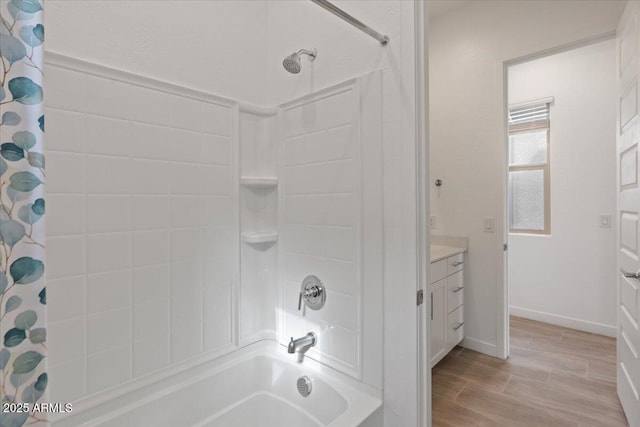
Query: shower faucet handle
298,286,320,310
298,275,326,311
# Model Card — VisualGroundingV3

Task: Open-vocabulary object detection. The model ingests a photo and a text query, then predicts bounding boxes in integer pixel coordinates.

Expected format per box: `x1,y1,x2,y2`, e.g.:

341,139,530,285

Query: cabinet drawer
430,259,447,284
447,253,464,275
447,306,464,347
447,271,464,313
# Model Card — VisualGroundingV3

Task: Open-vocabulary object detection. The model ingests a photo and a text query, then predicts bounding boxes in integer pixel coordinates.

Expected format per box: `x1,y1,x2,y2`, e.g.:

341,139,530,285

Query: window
508,101,551,234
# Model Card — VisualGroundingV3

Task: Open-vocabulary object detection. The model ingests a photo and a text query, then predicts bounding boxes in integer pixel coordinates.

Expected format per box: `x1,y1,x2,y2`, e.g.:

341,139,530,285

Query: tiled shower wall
45,59,238,402
279,75,383,386
280,86,362,377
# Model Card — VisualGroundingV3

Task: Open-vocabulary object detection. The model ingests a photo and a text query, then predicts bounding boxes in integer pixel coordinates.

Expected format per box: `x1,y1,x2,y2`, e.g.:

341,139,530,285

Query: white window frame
508,102,551,235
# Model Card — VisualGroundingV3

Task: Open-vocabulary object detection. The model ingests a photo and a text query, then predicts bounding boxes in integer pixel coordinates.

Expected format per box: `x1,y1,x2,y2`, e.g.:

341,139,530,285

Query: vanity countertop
430,244,466,263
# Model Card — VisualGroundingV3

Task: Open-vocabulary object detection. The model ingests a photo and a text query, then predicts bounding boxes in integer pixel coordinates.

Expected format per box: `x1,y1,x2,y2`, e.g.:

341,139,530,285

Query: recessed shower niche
239,108,279,346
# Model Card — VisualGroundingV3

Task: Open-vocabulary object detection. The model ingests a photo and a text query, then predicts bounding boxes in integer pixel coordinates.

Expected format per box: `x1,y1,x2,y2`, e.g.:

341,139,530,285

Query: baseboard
509,306,616,338
461,337,498,357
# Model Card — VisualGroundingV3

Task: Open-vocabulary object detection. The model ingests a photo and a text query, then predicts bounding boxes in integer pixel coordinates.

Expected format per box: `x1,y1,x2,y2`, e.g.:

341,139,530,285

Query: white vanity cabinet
430,250,465,367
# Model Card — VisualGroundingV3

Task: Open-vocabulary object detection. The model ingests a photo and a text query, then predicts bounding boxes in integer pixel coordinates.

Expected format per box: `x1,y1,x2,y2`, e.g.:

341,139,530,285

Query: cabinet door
430,280,446,366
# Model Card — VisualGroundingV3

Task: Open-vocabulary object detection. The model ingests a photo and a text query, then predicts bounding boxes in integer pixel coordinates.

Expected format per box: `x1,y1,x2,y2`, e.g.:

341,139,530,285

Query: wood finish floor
432,316,628,427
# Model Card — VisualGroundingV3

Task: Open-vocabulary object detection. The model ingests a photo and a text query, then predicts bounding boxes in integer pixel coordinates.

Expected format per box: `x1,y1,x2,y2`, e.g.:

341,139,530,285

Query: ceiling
425,0,473,21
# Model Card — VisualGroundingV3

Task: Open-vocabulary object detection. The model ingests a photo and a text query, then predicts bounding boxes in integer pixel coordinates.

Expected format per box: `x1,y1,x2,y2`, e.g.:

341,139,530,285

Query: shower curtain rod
310,0,390,46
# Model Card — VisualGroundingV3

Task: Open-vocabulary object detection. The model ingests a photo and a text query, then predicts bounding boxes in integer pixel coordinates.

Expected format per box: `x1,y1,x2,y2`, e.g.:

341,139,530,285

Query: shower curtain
0,0,48,426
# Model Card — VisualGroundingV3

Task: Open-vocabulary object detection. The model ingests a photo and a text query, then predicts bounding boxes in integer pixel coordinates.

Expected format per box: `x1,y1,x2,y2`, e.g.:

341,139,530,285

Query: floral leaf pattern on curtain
0,0,47,426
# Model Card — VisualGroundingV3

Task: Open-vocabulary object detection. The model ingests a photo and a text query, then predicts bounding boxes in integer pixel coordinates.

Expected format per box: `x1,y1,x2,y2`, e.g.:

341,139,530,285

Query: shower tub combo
52,342,382,427
44,53,386,427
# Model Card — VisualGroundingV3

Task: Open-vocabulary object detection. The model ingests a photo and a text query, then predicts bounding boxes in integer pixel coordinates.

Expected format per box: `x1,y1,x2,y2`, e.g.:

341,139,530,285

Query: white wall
46,1,269,106
428,0,625,356
507,39,617,336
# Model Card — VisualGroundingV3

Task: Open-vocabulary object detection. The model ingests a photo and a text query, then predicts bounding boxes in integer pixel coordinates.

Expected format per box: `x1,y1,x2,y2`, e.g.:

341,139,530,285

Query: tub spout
287,332,316,362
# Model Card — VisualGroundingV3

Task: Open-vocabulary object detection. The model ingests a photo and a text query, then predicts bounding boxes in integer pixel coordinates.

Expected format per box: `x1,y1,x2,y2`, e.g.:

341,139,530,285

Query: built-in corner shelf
241,231,278,244
240,176,278,188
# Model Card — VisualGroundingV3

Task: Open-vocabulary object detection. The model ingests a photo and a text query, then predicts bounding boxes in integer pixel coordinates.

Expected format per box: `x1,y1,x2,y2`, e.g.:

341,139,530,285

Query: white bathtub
54,341,382,427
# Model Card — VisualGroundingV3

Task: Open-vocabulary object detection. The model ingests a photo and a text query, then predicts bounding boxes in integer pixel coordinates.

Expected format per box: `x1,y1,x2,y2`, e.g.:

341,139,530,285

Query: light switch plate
430,216,437,230
599,214,612,228
484,217,495,233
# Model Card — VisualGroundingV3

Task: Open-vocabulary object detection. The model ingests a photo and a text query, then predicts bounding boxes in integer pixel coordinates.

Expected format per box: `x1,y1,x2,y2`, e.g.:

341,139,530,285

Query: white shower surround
45,51,383,425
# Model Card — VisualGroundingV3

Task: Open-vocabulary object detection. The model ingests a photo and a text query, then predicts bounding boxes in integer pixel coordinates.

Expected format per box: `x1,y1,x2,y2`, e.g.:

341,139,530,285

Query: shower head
283,49,317,74
283,54,302,74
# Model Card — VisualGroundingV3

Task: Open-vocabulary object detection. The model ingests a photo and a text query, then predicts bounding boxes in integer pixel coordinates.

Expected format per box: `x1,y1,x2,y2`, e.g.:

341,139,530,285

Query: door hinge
504,243,508,251
417,289,424,306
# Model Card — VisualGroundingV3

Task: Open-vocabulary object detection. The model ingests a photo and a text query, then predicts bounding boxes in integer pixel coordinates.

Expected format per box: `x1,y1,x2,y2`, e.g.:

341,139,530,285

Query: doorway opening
505,35,618,352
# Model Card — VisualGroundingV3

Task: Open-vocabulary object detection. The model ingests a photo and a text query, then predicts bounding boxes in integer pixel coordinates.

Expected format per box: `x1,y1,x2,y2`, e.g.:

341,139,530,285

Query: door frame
415,0,431,426
498,31,618,360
